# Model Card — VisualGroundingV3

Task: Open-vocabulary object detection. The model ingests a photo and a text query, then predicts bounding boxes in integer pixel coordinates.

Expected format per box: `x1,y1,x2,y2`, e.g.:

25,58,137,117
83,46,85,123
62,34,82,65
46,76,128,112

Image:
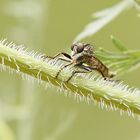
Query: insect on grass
43,43,115,82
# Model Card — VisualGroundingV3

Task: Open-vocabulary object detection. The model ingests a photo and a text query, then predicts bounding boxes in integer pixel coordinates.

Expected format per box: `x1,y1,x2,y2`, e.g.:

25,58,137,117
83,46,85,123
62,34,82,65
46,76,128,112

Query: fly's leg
42,52,71,59
85,66,117,82
49,52,72,60
49,52,72,64
66,70,91,83
66,65,110,83
66,65,93,83
55,62,74,79
83,65,106,79
56,58,71,62
52,57,71,65
42,52,72,64
55,58,71,64
66,64,118,83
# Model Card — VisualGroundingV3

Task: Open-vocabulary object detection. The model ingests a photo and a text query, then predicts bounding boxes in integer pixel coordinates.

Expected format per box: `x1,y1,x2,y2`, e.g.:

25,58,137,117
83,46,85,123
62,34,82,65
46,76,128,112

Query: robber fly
47,42,115,82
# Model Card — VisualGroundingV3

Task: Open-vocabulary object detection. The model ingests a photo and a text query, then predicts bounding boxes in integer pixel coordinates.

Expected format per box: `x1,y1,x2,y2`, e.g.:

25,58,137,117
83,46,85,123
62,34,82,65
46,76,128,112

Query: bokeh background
0,0,140,140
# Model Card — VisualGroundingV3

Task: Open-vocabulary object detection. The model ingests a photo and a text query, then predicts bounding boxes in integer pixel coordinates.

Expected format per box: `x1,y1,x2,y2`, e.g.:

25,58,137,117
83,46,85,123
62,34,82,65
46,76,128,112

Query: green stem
0,40,140,117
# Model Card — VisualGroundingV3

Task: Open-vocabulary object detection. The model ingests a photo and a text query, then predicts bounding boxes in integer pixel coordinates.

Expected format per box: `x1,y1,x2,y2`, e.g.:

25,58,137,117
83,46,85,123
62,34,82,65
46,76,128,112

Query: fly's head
71,42,94,57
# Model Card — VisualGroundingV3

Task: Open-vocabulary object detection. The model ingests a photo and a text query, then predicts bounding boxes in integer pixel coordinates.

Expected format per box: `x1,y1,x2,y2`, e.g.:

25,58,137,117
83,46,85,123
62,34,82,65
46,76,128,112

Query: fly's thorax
71,52,91,63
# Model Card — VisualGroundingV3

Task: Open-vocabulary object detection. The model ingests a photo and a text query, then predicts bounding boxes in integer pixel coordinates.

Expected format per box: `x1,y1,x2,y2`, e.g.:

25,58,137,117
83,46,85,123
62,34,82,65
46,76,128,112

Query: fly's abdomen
90,57,114,78
98,62,114,78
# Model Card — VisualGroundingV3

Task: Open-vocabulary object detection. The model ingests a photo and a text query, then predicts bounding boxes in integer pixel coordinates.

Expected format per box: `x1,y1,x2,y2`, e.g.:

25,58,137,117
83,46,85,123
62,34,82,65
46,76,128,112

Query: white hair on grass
0,39,140,119
0,59,137,117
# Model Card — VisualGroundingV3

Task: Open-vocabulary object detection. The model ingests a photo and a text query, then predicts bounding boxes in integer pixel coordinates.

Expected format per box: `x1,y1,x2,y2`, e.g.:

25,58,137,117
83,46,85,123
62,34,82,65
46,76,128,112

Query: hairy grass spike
0,39,140,118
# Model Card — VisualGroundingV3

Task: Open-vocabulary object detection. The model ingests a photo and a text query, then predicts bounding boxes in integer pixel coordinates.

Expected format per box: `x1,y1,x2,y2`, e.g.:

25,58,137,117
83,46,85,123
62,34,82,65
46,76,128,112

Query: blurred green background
0,0,140,140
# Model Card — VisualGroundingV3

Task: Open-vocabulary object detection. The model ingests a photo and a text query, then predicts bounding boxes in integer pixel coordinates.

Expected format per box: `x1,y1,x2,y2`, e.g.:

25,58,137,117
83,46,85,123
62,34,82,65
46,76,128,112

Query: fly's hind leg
66,64,118,83
66,65,108,83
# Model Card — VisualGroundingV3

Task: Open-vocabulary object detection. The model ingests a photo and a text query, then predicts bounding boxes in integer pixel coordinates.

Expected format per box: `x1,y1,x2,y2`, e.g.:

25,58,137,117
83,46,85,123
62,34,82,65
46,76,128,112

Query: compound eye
76,45,84,53
71,43,84,53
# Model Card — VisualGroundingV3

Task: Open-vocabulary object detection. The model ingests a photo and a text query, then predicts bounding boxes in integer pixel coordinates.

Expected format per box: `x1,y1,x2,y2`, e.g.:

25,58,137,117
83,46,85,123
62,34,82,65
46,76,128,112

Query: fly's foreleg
50,52,72,64
50,52,72,60
41,52,71,60
56,58,71,63
41,52,72,65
